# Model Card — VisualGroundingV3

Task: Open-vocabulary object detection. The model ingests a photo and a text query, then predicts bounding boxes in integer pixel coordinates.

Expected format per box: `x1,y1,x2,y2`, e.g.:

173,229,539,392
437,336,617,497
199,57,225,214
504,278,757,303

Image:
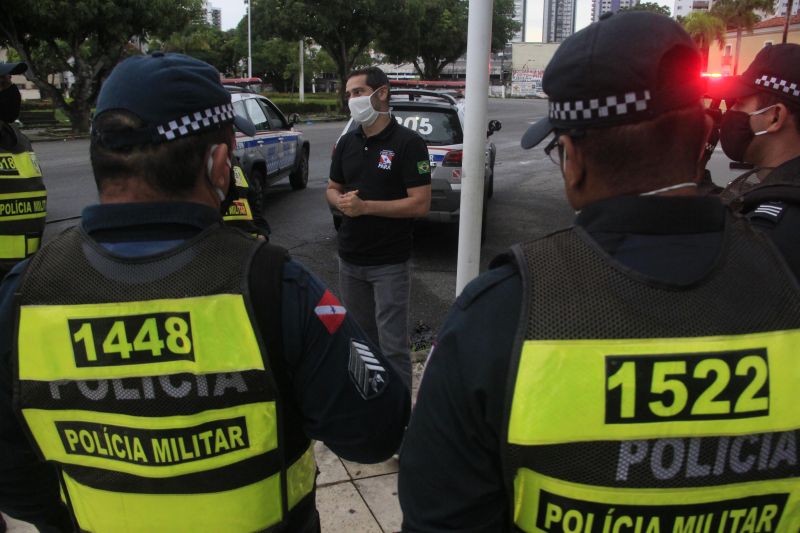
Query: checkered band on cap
754,75,800,98
549,90,652,122
156,103,235,141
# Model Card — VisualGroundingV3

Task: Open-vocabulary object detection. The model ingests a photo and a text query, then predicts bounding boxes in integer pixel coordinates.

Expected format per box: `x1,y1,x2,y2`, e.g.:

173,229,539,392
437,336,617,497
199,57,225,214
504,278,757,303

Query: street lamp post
246,0,252,78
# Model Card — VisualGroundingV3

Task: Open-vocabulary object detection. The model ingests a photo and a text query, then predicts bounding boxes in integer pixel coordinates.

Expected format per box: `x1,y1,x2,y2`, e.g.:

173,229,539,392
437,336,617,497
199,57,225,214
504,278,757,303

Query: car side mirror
487,119,502,137
289,113,300,126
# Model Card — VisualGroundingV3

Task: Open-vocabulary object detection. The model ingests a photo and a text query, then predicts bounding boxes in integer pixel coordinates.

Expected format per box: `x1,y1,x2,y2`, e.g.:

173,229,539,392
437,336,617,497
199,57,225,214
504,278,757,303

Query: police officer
711,44,800,277
223,155,271,240
0,62,46,280
0,53,408,532
399,13,800,532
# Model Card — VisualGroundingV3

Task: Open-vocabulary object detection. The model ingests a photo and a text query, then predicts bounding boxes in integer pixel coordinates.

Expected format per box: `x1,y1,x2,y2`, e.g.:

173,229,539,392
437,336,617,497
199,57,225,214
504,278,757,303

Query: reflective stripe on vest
59,442,315,532
224,198,254,222
14,228,315,532
505,223,800,533
510,334,800,532
0,150,46,260
0,151,43,179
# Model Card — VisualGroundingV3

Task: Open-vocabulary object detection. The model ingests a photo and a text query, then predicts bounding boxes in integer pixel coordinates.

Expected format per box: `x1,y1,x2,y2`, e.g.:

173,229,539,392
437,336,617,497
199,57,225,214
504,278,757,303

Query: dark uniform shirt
398,196,729,533
0,202,410,532
739,155,800,279
330,119,432,266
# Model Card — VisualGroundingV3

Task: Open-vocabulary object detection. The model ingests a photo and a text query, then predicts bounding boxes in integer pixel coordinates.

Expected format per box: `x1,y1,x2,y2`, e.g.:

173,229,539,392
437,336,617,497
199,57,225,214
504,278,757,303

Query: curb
300,115,348,124
26,133,91,143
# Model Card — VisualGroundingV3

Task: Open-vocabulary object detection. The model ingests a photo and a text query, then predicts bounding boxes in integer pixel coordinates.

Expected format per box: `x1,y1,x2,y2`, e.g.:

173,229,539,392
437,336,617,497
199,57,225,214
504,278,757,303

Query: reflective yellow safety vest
0,125,46,269
223,165,259,236
13,225,315,532
504,219,800,533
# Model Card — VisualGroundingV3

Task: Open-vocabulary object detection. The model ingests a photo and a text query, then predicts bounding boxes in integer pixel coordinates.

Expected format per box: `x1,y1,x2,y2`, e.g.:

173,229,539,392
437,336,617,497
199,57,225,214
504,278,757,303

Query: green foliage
156,23,239,75
0,0,203,132
254,0,397,109
268,100,340,115
619,2,671,16
682,11,726,70
377,0,521,80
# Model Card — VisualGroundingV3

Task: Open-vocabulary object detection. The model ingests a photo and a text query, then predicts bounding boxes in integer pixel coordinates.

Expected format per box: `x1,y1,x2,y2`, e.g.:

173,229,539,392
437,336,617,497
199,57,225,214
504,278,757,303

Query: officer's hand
337,190,367,217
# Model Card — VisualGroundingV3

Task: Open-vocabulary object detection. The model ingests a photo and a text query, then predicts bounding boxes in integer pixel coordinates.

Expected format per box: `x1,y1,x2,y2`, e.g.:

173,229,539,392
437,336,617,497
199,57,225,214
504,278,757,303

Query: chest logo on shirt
314,290,347,334
377,150,395,171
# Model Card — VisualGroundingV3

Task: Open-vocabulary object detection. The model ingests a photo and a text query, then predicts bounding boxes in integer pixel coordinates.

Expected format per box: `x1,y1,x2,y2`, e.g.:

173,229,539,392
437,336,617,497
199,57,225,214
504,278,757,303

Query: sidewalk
315,443,402,533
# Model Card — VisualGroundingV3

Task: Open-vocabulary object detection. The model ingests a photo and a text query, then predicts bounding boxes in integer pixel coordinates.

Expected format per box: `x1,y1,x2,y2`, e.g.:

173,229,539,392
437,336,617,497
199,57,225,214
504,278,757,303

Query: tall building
513,0,527,41
545,0,577,42
592,0,639,22
775,0,800,17
673,0,712,18
201,1,222,30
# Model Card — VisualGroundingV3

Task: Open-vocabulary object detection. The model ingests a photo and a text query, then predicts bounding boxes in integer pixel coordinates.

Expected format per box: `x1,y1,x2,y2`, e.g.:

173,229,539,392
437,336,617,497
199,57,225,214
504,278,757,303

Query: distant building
544,0,576,42
513,0,527,41
775,0,800,17
673,0,714,18
592,0,639,22
201,1,222,29
707,14,800,75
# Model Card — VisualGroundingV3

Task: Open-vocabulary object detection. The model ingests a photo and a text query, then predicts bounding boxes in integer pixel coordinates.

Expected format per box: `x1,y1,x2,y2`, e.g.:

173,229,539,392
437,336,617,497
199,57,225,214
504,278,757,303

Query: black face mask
0,84,21,123
718,106,774,162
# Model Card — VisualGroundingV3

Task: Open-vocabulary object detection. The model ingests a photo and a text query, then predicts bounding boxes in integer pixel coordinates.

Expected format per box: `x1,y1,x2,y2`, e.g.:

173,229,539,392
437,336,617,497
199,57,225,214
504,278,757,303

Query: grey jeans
338,258,411,390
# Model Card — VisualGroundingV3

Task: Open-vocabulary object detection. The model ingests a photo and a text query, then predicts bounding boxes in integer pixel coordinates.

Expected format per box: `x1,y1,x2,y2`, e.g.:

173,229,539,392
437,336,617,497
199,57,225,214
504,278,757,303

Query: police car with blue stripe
229,88,310,195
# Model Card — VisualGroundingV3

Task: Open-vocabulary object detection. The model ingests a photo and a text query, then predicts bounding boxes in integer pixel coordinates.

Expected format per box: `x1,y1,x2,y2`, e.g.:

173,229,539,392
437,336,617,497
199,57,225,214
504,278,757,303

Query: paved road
31,97,742,339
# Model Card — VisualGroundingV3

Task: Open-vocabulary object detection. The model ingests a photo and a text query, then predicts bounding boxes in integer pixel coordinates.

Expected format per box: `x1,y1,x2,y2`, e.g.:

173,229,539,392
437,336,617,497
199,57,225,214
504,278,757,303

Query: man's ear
768,103,792,133
560,135,585,191
209,142,231,190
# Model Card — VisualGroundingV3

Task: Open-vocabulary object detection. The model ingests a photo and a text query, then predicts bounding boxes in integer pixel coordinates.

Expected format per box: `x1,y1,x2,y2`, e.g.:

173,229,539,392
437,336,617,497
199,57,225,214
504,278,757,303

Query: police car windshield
392,107,462,146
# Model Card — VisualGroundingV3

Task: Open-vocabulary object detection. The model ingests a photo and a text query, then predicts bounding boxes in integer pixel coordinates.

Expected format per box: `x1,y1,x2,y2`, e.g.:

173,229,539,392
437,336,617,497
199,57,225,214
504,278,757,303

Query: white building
201,1,222,29
513,0,527,41
592,0,639,22
774,0,800,17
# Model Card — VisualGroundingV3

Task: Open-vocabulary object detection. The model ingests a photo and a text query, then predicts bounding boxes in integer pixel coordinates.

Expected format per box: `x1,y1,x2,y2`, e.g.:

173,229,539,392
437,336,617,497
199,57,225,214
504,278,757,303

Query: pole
247,0,252,78
455,0,494,295
299,40,305,102
782,0,794,44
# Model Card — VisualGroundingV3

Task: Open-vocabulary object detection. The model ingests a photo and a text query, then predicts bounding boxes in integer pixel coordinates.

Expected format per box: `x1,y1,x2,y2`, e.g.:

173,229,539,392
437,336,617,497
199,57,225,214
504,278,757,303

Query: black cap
705,44,800,106
522,12,703,149
93,52,255,149
0,62,27,76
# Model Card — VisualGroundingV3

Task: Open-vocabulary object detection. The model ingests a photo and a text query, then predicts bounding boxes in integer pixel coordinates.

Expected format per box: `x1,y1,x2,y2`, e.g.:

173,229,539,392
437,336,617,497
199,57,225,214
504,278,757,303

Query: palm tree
683,12,727,71
711,0,775,75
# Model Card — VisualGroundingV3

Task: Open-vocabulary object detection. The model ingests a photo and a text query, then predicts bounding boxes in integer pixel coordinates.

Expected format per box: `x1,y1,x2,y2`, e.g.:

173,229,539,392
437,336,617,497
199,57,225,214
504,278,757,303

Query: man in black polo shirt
327,66,431,390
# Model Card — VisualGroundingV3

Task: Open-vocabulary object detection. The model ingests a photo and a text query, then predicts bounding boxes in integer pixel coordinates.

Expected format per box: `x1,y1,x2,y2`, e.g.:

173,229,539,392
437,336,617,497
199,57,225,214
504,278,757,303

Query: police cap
521,12,704,149
93,52,255,149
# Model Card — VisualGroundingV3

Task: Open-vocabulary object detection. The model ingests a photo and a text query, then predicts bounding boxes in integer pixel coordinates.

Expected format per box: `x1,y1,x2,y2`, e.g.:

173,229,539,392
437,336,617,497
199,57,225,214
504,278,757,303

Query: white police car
332,89,500,236
229,89,309,196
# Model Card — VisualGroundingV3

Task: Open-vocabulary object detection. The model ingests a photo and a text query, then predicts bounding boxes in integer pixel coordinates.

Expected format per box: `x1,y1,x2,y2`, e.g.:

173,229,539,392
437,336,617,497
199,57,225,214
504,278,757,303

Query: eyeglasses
544,136,562,166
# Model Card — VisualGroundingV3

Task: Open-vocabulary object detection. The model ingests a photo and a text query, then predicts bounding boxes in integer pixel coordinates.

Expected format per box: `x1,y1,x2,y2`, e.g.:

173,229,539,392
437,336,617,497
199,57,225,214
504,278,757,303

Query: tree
376,0,521,80
682,12,726,71
619,2,671,16
254,0,396,109
0,0,202,132
711,0,774,74
158,23,239,76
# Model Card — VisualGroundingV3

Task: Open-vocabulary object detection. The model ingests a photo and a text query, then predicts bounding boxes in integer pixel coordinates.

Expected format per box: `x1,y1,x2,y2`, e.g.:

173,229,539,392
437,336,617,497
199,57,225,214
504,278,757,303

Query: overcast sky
211,0,674,37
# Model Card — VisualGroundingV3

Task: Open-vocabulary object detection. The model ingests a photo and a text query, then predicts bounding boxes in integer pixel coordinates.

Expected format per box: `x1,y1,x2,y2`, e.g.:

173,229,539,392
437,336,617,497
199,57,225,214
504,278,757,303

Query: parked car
331,89,500,238
229,89,310,198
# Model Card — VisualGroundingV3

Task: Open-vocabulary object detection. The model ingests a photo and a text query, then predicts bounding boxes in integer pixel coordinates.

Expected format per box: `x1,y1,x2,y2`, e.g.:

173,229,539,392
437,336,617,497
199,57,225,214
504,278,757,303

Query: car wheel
250,166,266,202
290,148,309,190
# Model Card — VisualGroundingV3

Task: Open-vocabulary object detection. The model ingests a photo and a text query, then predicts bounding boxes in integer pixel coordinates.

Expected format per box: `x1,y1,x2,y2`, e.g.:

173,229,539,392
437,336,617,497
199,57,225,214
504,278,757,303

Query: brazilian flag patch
417,160,431,174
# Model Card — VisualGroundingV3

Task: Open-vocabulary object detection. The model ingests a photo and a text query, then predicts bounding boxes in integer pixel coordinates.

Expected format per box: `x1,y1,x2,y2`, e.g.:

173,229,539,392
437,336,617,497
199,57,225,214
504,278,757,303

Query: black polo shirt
330,118,431,266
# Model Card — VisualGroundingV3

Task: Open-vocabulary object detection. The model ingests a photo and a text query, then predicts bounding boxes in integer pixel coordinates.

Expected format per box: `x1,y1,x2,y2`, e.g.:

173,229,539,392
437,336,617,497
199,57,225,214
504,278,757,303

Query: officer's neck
98,175,216,209
362,114,391,138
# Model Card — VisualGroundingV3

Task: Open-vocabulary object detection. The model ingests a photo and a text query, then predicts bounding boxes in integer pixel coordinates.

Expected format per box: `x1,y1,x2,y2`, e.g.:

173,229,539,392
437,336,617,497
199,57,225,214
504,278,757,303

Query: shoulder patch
348,339,388,399
749,202,785,225
314,290,347,334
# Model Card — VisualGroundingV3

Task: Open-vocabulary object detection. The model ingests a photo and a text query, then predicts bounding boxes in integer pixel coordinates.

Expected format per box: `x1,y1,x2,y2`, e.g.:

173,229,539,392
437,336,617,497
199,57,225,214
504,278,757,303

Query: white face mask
348,86,389,127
